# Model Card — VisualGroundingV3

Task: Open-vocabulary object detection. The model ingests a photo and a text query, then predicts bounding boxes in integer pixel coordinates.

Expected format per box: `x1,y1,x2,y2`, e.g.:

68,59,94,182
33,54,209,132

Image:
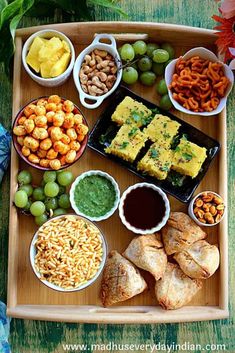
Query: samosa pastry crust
162,212,207,255
123,233,167,280
100,250,147,307
174,240,220,279
155,263,203,310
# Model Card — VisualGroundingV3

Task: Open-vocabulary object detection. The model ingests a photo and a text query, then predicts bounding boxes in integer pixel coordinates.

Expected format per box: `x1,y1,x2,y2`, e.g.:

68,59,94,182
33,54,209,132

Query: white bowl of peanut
188,191,226,227
73,34,122,109
30,214,107,292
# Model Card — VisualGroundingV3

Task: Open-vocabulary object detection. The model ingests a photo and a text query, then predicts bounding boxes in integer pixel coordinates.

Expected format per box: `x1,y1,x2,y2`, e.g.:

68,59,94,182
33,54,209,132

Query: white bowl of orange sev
165,47,234,116
30,214,107,292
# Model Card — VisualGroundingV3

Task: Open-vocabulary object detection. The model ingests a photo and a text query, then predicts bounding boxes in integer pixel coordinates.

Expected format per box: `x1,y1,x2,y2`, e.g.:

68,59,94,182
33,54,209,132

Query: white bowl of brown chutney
119,182,170,234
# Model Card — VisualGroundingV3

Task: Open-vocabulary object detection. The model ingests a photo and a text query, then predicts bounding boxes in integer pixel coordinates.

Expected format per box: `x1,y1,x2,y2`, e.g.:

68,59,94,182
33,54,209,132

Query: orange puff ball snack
13,95,88,170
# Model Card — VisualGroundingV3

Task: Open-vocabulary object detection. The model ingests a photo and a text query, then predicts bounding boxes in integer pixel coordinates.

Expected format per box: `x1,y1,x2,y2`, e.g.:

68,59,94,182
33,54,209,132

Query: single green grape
19,184,33,197
14,190,28,208
58,194,71,209
159,94,173,110
156,79,168,95
43,171,57,183
53,208,67,217
152,62,165,76
146,43,160,58
137,57,152,72
44,182,59,197
17,170,32,185
132,40,147,55
35,213,48,226
152,49,169,63
57,171,74,187
41,179,46,187
30,201,45,217
139,71,156,86
120,44,135,61
122,67,138,84
45,197,58,211
161,43,175,59
58,185,66,196
33,187,45,201
23,199,32,212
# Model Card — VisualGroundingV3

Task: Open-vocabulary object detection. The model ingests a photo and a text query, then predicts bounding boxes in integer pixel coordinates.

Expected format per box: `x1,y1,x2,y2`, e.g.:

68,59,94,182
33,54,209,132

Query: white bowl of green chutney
70,170,120,221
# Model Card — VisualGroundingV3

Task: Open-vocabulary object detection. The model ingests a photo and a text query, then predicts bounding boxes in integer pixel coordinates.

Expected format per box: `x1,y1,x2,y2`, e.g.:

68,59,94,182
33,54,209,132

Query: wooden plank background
0,0,234,351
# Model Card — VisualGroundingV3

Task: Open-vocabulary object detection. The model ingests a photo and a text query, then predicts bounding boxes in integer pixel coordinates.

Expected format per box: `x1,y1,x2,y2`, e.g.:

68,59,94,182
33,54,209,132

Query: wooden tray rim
7,21,229,324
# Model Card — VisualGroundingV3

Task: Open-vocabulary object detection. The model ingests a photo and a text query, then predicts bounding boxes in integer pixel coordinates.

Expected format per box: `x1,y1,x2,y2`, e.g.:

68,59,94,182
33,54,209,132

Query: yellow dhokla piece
105,125,147,163
144,114,181,148
172,138,207,178
111,96,152,127
137,143,173,180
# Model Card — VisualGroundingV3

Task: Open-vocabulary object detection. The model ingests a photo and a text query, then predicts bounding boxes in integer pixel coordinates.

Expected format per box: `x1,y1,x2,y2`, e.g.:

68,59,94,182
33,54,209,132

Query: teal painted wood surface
0,1,234,352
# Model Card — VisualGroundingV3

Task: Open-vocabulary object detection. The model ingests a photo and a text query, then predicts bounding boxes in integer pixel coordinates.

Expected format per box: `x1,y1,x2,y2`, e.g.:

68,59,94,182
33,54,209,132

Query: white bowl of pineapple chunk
22,29,75,87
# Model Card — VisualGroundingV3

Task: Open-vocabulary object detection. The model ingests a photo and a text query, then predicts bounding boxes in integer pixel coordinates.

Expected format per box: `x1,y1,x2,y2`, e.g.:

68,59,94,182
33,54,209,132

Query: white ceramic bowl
73,34,122,109
188,190,226,227
165,47,234,116
22,29,75,87
119,182,170,235
69,170,120,221
29,214,107,292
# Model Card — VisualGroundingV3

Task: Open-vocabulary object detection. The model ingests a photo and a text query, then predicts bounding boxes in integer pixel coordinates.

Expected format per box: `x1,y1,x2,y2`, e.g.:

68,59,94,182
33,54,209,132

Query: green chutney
74,175,116,217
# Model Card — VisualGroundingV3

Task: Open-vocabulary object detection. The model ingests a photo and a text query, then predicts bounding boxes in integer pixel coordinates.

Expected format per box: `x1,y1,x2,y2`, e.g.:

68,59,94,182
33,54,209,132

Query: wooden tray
7,22,229,323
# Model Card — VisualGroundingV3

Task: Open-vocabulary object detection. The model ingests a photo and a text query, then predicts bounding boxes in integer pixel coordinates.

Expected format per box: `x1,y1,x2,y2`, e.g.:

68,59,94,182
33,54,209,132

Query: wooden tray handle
94,32,149,42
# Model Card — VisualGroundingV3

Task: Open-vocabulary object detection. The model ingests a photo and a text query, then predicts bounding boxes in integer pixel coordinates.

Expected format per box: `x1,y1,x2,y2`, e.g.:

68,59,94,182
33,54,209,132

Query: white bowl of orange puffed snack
12,95,89,170
165,47,234,116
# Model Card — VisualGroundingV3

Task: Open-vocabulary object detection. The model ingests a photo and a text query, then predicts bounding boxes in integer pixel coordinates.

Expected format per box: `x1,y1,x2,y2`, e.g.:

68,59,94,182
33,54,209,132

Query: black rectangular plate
88,86,220,203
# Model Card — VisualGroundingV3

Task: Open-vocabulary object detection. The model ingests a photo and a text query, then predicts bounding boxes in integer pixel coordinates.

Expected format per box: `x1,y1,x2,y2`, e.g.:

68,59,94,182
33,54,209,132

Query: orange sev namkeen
169,56,230,112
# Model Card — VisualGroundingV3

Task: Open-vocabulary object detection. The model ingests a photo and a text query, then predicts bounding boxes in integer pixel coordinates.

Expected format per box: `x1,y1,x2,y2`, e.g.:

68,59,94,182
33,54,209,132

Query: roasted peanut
216,204,224,210
204,212,214,224
214,196,223,205
198,218,206,224
197,209,204,219
215,214,222,223
209,205,217,216
193,192,225,225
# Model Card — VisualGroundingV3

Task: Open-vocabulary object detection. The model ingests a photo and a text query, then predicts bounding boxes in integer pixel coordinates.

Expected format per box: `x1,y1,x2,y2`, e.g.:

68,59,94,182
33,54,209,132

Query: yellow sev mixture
34,215,103,289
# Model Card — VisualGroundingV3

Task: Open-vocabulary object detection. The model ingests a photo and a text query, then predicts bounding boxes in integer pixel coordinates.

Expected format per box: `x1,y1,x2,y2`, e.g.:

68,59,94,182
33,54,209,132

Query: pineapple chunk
40,61,55,78
38,37,63,63
50,52,71,77
26,37,46,72
62,40,70,53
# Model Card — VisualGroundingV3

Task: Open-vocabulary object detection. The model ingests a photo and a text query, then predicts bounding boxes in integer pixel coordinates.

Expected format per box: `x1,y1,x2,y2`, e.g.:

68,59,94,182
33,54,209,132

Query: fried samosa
123,233,167,280
161,212,207,255
155,263,203,310
174,240,220,279
100,250,147,307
